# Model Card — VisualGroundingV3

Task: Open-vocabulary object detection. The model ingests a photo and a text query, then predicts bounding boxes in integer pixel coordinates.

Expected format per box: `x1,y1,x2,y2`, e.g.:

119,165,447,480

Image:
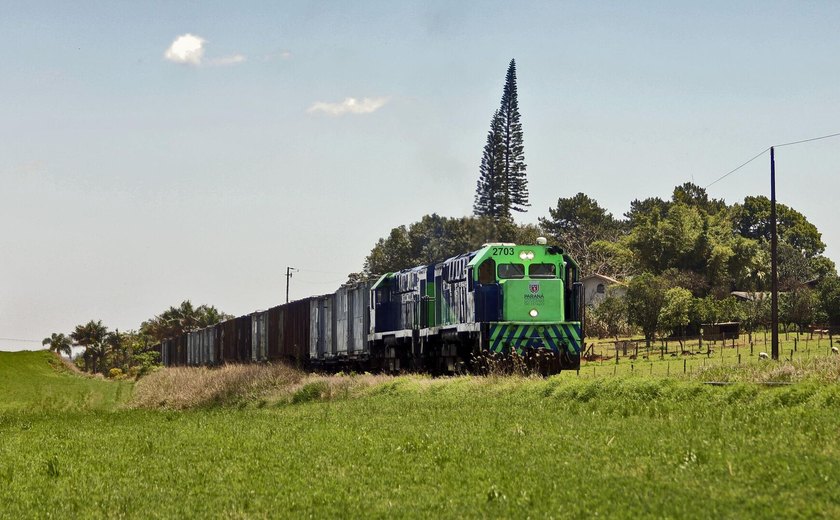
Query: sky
2,1,839,351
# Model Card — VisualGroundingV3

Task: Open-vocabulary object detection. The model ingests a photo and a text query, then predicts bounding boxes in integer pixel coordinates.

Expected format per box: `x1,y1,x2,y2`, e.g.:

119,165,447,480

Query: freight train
160,238,583,374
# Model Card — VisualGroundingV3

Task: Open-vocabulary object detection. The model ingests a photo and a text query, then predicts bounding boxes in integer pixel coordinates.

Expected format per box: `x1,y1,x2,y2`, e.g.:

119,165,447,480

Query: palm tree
70,320,108,374
42,333,72,358
105,330,127,371
141,300,233,343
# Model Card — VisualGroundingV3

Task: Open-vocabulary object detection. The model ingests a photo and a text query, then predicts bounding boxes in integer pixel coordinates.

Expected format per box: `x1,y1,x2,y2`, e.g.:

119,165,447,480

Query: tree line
592,274,840,349
42,300,231,377
357,181,840,345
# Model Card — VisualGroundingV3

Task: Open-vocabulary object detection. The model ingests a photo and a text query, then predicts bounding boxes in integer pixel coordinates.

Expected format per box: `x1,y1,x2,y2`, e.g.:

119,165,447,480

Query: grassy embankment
0,350,131,412
2,350,840,518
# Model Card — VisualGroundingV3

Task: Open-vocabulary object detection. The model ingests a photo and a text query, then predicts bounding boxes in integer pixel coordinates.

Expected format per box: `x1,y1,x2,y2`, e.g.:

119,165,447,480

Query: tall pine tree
473,59,528,220
473,110,504,218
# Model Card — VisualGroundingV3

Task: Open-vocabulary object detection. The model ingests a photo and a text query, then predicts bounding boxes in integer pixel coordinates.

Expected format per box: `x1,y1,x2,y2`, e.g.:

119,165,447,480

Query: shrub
291,381,330,404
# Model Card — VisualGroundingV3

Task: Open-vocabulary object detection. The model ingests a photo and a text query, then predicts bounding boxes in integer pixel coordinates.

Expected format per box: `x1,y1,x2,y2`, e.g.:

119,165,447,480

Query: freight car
160,238,583,374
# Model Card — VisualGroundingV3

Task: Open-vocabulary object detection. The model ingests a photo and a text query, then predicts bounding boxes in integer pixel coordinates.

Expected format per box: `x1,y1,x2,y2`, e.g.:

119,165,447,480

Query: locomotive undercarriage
367,325,578,376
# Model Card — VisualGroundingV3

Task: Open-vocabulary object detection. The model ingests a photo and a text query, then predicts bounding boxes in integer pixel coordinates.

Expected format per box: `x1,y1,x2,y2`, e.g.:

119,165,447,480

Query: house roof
581,273,623,285
731,291,770,301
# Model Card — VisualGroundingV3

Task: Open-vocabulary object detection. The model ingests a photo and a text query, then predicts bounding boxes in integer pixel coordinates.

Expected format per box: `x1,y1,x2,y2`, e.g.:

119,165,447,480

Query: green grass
583,331,839,378
2,351,840,518
0,351,132,412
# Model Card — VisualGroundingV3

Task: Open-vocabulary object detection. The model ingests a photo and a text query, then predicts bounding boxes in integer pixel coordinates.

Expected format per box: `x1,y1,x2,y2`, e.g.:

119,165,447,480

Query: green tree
619,195,765,295
695,296,741,325
671,182,726,215
498,59,528,216
626,273,668,348
362,214,540,277
777,242,812,291
589,240,636,280
70,320,108,374
624,196,669,228
818,276,840,327
781,288,817,334
732,196,825,258
628,202,703,274
739,295,770,345
539,193,624,276
105,330,128,371
587,292,627,340
594,185,827,297
475,59,527,220
728,235,768,292
658,287,694,348
363,226,413,276
42,332,72,358
473,111,504,219
140,301,232,344
809,255,838,281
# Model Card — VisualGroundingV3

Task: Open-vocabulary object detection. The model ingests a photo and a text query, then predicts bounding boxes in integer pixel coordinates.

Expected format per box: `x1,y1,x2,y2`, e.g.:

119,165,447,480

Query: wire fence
577,329,837,378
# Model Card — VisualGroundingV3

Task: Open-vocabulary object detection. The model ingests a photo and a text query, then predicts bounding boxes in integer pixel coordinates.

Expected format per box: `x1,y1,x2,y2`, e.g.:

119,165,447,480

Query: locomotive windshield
497,263,525,279
528,263,557,278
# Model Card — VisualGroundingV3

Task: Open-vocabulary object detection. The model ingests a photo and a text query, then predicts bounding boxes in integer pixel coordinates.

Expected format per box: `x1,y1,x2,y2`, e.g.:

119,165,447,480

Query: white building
581,273,625,306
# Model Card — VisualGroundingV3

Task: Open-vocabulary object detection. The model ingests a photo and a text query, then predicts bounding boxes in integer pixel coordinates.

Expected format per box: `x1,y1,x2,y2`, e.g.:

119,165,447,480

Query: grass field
582,331,837,378
2,351,840,518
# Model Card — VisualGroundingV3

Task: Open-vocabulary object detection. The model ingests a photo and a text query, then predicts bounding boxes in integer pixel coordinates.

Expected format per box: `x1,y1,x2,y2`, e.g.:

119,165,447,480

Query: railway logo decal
529,283,540,294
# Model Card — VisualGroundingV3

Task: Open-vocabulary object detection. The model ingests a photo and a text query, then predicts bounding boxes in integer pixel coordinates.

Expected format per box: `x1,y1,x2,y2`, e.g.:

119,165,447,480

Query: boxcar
310,295,333,360
282,298,311,364
251,310,268,362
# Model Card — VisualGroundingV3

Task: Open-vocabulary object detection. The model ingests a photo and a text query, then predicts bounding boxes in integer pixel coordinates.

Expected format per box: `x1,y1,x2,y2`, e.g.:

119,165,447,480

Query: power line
774,131,840,148
294,277,347,286
0,337,42,343
704,148,769,189
296,268,348,276
704,131,840,189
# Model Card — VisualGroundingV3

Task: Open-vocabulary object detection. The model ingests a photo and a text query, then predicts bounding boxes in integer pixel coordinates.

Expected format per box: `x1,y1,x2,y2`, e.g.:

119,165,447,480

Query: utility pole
285,267,298,304
770,147,779,360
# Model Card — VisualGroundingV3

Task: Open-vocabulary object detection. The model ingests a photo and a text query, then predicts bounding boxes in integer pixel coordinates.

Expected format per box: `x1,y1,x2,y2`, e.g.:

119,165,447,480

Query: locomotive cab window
497,263,525,279
478,259,496,284
529,263,557,279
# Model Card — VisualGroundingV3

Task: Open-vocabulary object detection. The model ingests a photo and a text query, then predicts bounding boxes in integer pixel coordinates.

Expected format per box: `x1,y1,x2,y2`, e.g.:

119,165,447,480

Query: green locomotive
370,238,583,373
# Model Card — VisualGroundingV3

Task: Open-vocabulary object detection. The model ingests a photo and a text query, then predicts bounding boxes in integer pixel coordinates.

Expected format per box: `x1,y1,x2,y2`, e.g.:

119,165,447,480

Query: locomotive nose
501,279,563,322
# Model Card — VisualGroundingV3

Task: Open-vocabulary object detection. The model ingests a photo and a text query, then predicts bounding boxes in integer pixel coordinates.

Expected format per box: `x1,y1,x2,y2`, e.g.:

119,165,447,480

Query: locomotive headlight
529,309,539,318
519,251,535,260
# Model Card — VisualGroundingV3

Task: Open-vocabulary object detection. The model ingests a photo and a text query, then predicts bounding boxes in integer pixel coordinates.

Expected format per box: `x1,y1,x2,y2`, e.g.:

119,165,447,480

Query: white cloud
307,97,389,116
164,34,245,67
263,50,293,62
209,54,246,66
164,34,206,66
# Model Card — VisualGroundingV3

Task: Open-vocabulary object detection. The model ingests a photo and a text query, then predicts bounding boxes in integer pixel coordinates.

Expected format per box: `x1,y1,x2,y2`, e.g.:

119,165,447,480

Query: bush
291,381,330,404
108,368,123,379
